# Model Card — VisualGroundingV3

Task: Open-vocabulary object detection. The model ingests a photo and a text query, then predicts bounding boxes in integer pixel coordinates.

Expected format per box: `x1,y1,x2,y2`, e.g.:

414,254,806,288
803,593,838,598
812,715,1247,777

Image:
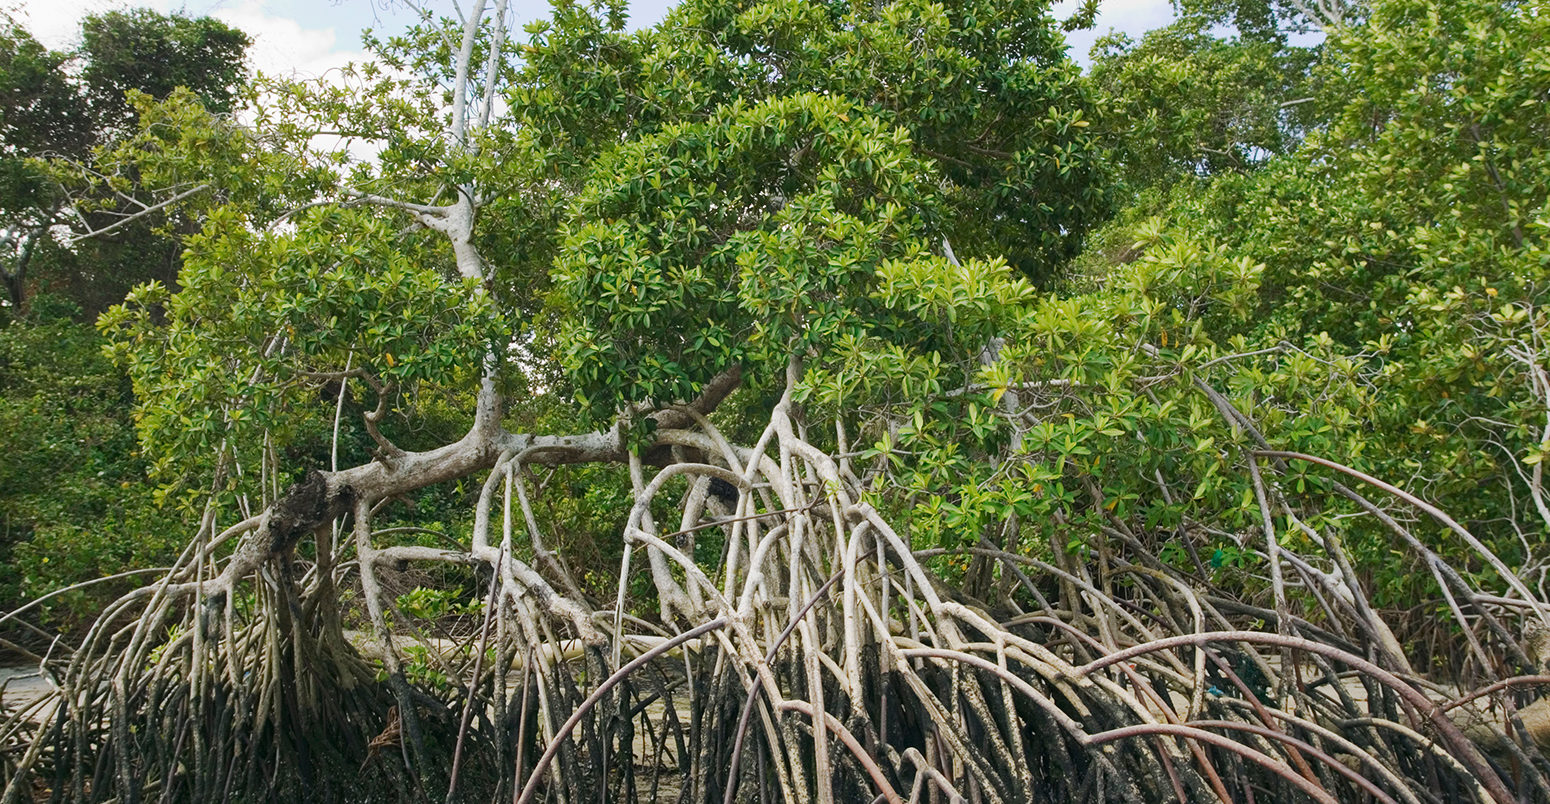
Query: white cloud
15,0,1179,79
1054,0,1177,64
15,0,170,49
210,1,366,81
12,0,364,81
11,0,381,163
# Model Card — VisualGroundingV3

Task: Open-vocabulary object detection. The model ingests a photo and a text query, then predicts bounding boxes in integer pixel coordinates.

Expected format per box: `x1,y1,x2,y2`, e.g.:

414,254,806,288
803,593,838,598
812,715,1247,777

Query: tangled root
6,386,1550,804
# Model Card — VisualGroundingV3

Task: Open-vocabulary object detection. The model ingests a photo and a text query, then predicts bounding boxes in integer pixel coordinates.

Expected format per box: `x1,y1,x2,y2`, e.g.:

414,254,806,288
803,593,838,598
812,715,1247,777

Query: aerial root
8,397,1550,803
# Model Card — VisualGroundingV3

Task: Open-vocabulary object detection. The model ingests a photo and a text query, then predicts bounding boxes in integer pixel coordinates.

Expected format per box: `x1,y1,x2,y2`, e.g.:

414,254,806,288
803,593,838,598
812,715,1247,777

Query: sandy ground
0,663,56,724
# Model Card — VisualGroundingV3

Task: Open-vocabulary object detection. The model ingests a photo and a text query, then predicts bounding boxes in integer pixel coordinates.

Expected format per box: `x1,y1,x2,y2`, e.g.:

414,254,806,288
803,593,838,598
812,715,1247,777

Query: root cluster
5,375,1550,804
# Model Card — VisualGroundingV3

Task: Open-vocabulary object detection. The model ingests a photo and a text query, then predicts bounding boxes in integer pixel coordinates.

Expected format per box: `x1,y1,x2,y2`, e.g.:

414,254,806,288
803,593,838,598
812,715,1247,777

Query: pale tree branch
65,184,211,244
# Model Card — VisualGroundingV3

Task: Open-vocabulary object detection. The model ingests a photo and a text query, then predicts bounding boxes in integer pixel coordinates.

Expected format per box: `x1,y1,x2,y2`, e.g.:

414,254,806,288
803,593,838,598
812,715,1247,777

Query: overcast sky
16,0,1176,81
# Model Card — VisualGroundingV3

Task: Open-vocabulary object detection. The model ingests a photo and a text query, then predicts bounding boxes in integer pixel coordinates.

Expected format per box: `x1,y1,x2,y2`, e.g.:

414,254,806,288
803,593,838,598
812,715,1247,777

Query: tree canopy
0,9,250,626
0,9,249,316
5,0,1550,802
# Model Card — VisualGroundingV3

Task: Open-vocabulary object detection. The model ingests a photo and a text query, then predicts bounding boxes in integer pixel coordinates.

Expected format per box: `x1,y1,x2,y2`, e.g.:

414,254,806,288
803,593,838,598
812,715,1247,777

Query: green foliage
36,0,1550,652
78,10,249,134
0,21,87,315
0,308,186,623
838,218,1364,579
1088,14,1319,191
91,0,1117,470
100,206,500,493
517,0,1113,282
0,10,255,631
396,586,482,620
0,10,251,318
759,0,1550,612
1100,0,1550,597
0,22,89,154
1173,0,1365,36
556,93,939,419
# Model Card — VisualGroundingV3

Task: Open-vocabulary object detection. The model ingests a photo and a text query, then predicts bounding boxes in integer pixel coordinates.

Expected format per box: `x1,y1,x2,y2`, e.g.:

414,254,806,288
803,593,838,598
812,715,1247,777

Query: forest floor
0,662,54,726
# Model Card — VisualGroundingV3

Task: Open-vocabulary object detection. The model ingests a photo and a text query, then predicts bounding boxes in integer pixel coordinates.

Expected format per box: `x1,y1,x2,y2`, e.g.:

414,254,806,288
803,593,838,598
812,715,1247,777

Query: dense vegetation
0,10,247,627
3,0,1550,801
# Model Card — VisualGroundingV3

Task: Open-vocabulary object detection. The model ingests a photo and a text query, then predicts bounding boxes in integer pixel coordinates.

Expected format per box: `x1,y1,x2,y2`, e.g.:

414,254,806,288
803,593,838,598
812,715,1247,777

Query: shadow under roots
6,559,1540,804
8,394,1549,804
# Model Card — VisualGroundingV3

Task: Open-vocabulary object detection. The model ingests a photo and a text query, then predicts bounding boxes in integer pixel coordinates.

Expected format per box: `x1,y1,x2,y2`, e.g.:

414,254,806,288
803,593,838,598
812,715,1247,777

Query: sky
16,0,1178,79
